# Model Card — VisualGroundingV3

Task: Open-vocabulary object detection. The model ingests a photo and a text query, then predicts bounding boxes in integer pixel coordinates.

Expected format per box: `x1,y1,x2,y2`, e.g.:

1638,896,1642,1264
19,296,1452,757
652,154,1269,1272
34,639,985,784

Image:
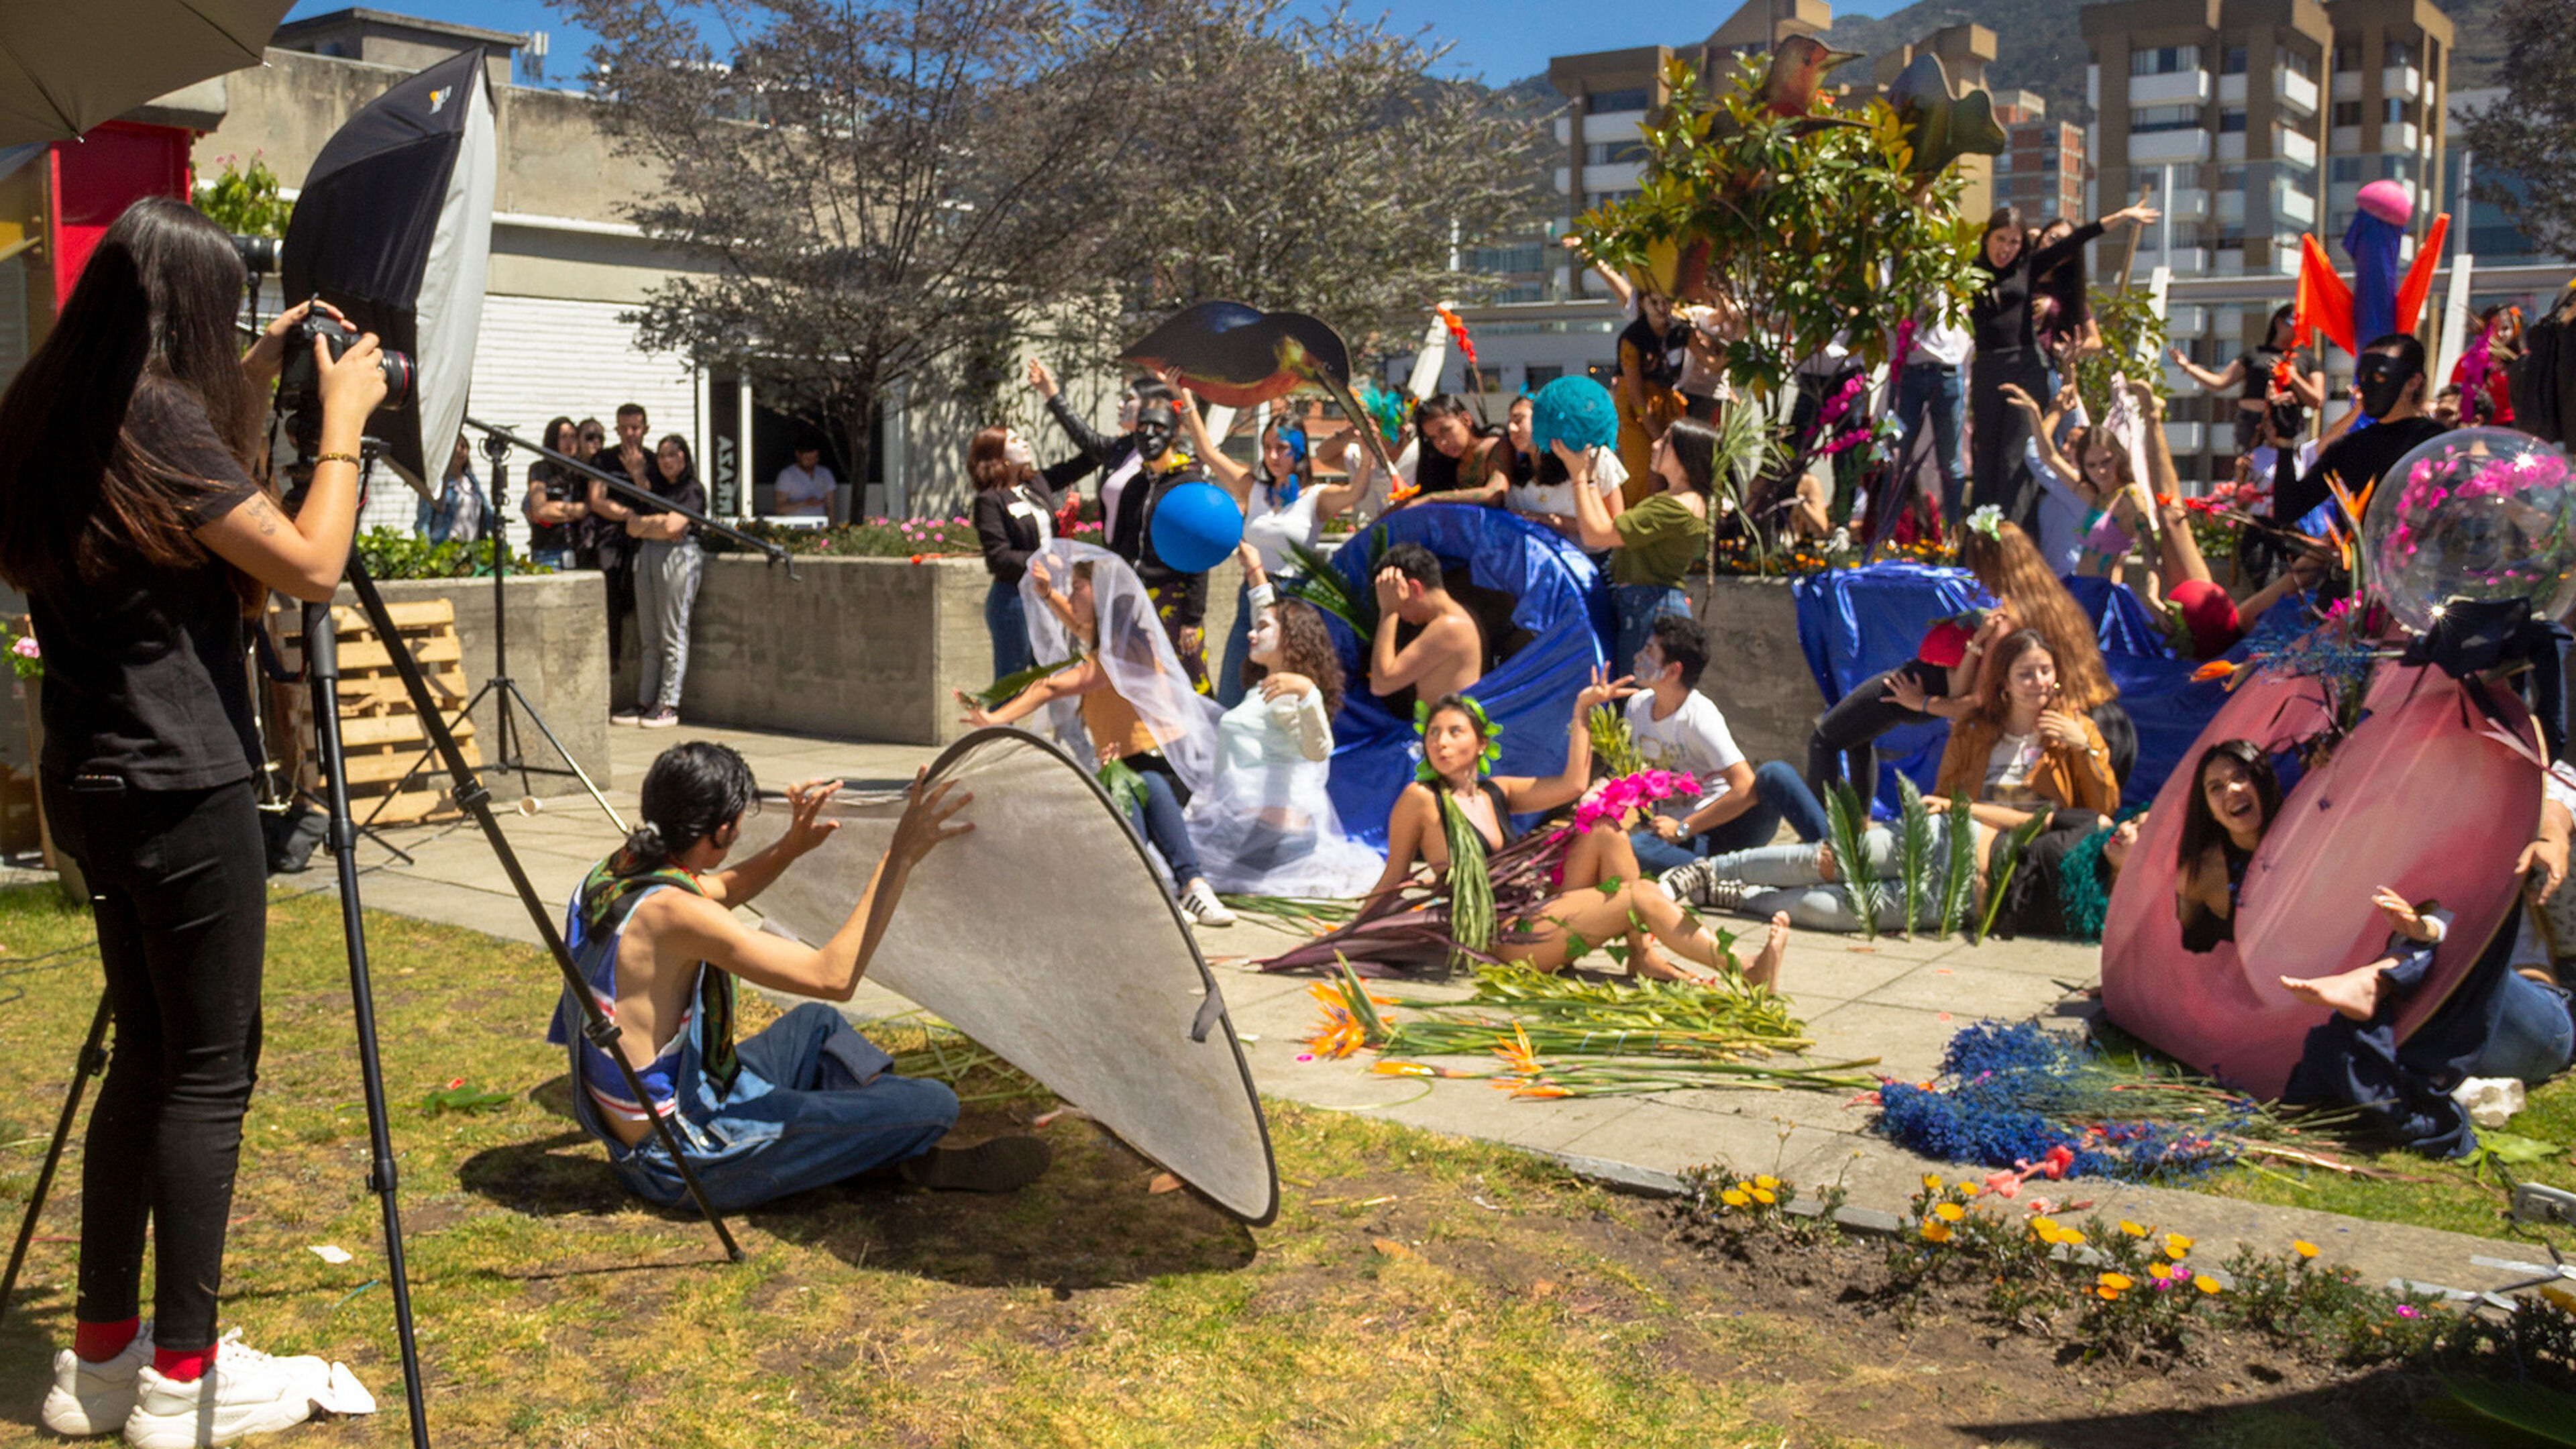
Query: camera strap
252,617,305,686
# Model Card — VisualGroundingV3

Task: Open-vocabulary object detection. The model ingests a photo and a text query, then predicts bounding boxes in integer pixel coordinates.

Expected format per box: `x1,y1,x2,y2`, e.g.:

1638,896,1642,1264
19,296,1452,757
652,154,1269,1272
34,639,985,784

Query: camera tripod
366,430,626,835
0,442,788,1448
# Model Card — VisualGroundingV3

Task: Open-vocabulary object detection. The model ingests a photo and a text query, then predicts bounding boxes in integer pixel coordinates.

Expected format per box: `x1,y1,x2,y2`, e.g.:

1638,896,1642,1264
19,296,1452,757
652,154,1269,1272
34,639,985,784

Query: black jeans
1807,665,1939,806
41,775,265,1352
1969,350,2050,530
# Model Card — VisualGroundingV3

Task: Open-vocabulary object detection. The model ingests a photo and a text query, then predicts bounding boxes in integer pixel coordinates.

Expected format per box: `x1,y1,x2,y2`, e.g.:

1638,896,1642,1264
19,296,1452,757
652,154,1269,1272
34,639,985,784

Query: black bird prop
1883,52,2007,179
1122,301,1397,476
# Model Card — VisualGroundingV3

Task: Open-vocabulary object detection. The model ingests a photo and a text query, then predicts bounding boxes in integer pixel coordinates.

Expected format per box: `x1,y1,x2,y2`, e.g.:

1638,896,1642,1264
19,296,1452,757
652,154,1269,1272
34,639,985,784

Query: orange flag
2394,213,2450,335
2297,233,2356,360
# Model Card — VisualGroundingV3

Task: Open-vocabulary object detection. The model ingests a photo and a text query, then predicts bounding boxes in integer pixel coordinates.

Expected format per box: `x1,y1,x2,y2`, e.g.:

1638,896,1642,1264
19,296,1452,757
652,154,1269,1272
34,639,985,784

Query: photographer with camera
0,197,391,1444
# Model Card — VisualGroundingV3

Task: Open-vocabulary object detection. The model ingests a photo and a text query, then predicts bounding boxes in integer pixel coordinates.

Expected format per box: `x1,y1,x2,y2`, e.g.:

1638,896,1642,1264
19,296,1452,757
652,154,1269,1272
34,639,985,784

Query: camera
229,233,280,276
274,305,415,439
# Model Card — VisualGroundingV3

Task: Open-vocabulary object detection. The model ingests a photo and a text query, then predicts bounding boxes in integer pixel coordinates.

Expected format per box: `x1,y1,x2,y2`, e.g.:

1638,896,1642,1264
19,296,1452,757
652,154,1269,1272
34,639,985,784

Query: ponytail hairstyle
623,741,758,873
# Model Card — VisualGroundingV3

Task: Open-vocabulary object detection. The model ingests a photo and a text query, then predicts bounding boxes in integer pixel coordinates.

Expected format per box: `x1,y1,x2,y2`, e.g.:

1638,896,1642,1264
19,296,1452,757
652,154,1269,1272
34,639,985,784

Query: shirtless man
1368,542,1484,702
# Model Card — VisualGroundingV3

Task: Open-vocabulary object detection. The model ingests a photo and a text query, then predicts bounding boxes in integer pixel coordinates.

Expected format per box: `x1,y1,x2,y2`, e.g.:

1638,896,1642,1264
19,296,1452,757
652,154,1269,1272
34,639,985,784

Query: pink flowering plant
6,625,37,683
1568,769,1701,837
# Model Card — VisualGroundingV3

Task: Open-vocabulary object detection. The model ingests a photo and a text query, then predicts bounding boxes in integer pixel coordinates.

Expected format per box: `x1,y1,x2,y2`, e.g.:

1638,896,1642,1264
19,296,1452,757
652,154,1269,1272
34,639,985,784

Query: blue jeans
2466,971,2576,1084
1217,580,1253,708
985,576,1034,682
530,548,571,571
592,1002,957,1212
1612,583,1690,679
1892,362,1966,528
1126,763,1201,890
1629,761,1833,875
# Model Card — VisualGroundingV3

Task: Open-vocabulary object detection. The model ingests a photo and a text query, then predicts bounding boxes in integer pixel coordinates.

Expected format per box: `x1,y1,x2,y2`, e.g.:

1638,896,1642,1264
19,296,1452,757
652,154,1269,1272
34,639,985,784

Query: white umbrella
0,0,294,144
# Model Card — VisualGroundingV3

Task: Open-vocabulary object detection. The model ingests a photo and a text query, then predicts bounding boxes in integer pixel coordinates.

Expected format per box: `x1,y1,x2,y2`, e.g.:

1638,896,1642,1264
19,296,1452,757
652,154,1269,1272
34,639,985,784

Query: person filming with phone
0,196,395,1444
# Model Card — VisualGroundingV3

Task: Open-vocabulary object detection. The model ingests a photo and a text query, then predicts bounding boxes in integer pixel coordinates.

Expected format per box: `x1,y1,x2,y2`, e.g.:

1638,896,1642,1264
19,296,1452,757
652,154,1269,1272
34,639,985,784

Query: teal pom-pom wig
1528,376,1619,455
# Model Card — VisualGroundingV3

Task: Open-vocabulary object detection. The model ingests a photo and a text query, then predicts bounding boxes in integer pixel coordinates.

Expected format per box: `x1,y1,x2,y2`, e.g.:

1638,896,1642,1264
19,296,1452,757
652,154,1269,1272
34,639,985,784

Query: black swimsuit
2180,843,2251,953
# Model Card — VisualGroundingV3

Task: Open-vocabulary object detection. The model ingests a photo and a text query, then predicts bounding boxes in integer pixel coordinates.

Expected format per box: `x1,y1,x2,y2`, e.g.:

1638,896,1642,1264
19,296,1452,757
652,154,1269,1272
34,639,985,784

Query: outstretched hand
1575,665,1635,714
2373,885,2440,943
778,778,845,856
1997,382,2041,416
888,769,974,877
1025,358,1059,398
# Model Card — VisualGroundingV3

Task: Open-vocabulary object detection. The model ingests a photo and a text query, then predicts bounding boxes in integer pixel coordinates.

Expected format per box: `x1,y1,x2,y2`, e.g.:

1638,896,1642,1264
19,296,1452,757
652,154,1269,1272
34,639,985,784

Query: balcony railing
2128,69,2213,107
2277,69,2320,115
2382,64,2421,101
2129,128,2213,165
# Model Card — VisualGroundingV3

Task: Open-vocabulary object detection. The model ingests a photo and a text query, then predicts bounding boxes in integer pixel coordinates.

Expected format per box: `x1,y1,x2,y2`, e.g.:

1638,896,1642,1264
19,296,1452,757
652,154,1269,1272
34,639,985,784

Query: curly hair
1242,595,1345,716
1955,519,2116,711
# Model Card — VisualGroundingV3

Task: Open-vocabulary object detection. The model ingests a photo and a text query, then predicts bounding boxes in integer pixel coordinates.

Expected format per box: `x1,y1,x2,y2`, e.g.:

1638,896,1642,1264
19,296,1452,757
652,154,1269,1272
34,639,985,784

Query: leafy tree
195,154,292,237
2454,0,2576,260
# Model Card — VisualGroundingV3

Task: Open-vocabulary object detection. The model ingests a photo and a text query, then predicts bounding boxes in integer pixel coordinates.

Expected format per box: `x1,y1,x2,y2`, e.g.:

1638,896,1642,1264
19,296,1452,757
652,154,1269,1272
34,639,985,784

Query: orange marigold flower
1719,1188,1750,1208
2294,1240,2319,1259
2119,1221,2149,1238
1751,1187,1777,1205
1920,1220,1952,1243
2194,1275,2222,1295
1933,1202,1966,1222
2098,1272,2133,1291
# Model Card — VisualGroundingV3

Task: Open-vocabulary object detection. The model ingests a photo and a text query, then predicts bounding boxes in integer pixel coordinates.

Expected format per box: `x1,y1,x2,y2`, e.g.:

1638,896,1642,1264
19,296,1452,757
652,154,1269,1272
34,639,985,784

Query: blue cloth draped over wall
1795,562,2304,812
1320,504,1610,847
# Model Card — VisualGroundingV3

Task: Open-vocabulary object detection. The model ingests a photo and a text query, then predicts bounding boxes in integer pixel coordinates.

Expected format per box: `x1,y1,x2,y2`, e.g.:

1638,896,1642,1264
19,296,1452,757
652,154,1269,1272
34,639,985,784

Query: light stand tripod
367,431,626,835
0,444,778,1446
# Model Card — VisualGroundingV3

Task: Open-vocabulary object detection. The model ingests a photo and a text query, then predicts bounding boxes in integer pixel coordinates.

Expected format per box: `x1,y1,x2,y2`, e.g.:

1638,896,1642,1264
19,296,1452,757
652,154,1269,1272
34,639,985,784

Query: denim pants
1699,820,1961,932
2465,971,2576,1084
633,539,703,711
1627,761,1834,875
1216,581,1254,708
1892,363,1966,527
530,548,572,571
985,576,1034,682
588,1002,957,1212
1126,763,1202,890
1612,583,1690,680
42,776,266,1352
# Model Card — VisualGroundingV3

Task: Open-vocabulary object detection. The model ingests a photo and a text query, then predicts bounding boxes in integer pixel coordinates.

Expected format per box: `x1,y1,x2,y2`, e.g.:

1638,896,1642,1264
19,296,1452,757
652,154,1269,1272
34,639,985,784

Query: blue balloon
1148,480,1244,574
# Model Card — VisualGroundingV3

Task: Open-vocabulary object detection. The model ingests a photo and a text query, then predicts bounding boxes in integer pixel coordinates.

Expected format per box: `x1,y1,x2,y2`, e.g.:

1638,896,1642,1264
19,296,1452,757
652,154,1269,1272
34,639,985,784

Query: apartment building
1992,92,2088,225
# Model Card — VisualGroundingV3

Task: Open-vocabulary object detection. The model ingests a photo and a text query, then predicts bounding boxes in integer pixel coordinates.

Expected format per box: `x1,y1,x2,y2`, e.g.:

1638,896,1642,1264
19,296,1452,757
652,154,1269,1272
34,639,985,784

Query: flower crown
1966,504,2005,541
1413,696,1502,782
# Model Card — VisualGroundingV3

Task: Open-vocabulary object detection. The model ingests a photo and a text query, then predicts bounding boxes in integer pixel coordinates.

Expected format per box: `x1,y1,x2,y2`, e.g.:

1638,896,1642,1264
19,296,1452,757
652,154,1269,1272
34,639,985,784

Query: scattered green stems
1976,812,2055,943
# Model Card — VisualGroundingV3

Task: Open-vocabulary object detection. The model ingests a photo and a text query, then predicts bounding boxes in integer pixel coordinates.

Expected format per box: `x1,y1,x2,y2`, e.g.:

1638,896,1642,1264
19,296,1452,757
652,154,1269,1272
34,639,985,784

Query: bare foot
2279,960,2390,1021
1741,912,1792,989
1628,941,1719,985
1815,843,1838,883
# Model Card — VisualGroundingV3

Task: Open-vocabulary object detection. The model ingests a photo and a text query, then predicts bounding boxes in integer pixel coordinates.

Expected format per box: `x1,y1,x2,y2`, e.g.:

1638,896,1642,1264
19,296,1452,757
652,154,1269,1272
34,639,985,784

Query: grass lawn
0,883,1804,1448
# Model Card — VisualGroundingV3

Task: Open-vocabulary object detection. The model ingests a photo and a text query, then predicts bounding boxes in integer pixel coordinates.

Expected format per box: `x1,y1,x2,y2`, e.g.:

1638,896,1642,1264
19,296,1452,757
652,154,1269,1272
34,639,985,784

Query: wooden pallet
272,598,484,826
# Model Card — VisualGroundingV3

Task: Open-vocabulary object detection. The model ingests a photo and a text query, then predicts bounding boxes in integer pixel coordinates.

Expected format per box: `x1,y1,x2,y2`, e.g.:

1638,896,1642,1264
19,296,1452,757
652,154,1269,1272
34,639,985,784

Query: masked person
1026,358,1173,547
2275,333,2448,531
1108,393,1217,691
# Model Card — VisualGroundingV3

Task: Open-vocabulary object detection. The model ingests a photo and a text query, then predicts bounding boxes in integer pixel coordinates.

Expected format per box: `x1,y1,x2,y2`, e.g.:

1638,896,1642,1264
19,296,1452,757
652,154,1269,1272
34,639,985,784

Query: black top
585,445,651,564
2276,416,2446,526
635,463,706,537
31,380,261,790
1109,466,1205,589
2236,344,2284,402
526,458,582,554
971,454,1091,584
2180,841,2253,954
1972,220,2104,358
1991,810,2106,941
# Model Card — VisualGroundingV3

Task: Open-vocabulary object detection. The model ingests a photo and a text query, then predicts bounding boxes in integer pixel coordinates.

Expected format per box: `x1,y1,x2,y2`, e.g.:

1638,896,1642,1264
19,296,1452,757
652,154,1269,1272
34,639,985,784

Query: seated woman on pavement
1930,628,2121,830
1362,681,1792,987
1617,614,1831,878
549,741,1049,1210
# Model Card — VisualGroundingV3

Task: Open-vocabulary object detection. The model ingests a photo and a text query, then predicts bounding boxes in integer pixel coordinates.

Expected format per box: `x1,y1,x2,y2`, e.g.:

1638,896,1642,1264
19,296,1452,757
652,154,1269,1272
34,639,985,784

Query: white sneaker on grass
38,1324,152,1437
121,1332,352,1449
1179,880,1236,927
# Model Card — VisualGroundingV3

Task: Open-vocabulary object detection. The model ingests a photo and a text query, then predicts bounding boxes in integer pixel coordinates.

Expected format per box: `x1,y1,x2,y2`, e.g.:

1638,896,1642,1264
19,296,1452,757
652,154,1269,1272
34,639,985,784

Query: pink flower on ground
10,636,36,659
1984,1171,2022,1198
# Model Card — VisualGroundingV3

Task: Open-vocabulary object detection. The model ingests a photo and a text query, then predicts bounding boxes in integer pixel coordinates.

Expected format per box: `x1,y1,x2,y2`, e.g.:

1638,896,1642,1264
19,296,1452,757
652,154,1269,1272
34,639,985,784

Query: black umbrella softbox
281,48,495,496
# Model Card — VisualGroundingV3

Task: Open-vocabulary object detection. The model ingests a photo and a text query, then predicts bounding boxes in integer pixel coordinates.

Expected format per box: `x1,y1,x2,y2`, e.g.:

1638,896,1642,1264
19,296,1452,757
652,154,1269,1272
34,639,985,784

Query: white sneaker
1180,881,1236,927
121,1333,343,1449
38,1324,152,1437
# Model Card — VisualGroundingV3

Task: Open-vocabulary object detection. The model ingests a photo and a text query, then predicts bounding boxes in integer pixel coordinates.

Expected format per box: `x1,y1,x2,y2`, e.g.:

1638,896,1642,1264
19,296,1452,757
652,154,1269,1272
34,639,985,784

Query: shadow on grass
456,1076,1258,1293
1956,1364,2463,1448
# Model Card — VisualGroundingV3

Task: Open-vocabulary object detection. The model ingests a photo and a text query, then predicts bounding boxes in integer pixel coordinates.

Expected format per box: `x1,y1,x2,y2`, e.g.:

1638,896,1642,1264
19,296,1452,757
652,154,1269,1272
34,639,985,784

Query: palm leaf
1589,705,1646,778
1975,812,2055,943
1096,757,1146,820
1440,792,1497,967
2426,1373,2576,1448
1894,773,1932,941
1824,781,1882,941
1281,530,1383,643
1936,792,1978,938
963,653,1081,709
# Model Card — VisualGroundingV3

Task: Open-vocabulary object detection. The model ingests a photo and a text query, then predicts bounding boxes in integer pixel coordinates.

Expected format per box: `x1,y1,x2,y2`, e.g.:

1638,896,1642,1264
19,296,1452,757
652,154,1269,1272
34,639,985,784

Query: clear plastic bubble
2363,427,2576,634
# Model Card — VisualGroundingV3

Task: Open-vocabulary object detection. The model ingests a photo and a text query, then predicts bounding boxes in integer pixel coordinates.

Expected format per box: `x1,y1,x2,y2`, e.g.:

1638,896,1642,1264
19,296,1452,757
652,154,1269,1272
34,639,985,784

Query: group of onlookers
519,407,708,729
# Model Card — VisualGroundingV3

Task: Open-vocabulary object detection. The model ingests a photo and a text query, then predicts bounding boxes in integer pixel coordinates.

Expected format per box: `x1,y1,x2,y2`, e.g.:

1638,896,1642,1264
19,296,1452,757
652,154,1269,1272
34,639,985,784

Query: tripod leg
498,680,627,834
304,602,434,1449
336,561,742,1262
0,993,111,1330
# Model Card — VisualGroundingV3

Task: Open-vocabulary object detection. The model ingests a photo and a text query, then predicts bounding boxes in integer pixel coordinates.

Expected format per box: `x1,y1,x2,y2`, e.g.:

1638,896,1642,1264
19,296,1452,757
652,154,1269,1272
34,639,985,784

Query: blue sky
288,0,1913,87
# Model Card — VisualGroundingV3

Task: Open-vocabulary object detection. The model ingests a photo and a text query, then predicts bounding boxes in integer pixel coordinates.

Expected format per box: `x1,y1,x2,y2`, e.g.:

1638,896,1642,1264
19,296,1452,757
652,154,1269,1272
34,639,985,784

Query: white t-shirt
1509,446,1626,518
773,462,837,515
1985,731,2046,803
1625,690,1745,816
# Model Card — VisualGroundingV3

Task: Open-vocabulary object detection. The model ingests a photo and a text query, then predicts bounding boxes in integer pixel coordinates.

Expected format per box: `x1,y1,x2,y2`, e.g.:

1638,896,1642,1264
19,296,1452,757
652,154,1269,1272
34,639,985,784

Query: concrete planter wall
1684,576,1819,772
341,572,611,796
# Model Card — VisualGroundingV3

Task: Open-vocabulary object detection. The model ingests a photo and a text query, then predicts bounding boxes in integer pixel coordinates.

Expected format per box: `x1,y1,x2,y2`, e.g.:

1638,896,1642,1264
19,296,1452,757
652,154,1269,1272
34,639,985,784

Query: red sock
152,1343,215,1383
73,1318,138,1364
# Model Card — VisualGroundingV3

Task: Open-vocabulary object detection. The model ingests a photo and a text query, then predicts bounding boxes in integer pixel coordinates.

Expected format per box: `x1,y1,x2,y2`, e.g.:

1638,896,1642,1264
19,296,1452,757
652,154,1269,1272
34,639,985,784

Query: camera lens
230,235,280,275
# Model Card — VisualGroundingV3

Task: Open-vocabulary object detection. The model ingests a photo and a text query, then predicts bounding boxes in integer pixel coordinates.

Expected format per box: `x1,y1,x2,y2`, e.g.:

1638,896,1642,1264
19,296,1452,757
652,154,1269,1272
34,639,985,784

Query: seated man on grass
1368,541,1485,706
1616,615,1832,879
550,741,1049,1210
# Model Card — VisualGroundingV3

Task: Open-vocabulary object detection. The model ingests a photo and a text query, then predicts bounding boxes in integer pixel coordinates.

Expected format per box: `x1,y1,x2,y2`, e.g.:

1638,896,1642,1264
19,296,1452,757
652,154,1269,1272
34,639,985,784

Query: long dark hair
1973,629,2056,726
2031,217,2089,341
1409,393,1487,492
653,433,697,491
1978,205,2029,272
0,197,262,600
1240,595,1345,716
2175,738,2279,871
1660,416,1719,496
625,741,757,871
1258,416,1312,501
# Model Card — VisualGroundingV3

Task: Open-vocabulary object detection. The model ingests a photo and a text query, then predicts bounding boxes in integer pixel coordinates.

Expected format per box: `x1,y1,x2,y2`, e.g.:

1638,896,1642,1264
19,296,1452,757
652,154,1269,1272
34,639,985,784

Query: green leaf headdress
1413,696,1502,782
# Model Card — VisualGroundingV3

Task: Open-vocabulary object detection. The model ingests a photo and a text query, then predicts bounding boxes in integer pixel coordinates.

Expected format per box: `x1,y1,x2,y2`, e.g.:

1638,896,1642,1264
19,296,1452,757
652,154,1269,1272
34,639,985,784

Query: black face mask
2356,353,2420,419
1133,413,1175,462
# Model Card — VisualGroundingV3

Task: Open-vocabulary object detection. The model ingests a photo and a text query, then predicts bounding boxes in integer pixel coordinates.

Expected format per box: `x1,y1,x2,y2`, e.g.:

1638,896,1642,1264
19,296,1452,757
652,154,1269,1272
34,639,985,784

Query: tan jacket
1934,712,2120,814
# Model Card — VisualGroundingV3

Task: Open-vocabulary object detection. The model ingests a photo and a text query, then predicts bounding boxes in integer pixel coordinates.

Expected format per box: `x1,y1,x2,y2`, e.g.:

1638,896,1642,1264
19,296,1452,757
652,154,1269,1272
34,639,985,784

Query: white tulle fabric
1020,541,1381,896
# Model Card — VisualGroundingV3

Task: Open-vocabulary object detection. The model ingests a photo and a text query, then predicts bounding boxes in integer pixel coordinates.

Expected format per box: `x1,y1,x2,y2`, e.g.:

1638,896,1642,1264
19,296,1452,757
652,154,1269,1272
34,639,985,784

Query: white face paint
1247,606,1283,667
1002,434,1036,469
1118,392,1141,432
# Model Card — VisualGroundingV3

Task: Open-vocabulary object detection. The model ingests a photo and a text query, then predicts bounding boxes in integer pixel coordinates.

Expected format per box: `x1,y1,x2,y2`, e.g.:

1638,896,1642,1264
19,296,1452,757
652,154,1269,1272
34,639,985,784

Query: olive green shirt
1608,492,1711,588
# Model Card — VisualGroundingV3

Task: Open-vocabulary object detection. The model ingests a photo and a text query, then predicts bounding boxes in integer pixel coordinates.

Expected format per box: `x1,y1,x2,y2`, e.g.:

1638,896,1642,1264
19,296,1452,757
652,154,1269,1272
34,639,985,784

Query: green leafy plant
1823,780,1882,941
1893,774,1933,941
1974,812,2055,943
1936,792,1978,939
1281,531,1381,644
4,620,38,683
419,1078,513,1115
2065,282,2171,425
1438,792,1497,961
194,154,292,237
354,527,553,581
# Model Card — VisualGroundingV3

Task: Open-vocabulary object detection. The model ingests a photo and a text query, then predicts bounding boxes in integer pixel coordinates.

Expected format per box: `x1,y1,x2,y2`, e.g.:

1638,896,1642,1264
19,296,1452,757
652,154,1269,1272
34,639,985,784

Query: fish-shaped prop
1883,52,2006,178
1123,300,1397,479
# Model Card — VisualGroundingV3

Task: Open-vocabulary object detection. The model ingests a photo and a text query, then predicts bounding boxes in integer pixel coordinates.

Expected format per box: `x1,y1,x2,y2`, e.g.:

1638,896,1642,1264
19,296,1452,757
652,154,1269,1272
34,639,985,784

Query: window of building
1465,244,1544,274
2378,154,2418,183
2333,42,2363,72
2331,100,2362,127
2384,39,2416,69
1585,87,1650,115
1585,140,1648,167
2131,103,2202,133
2218,164,2248,191
2330,155,2364,182
2219,109,2248,133
2277,46,2316,80
1523,364,1563,388
2221,46,2249,74
2131,45,2199,76
2384,98,2412,125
